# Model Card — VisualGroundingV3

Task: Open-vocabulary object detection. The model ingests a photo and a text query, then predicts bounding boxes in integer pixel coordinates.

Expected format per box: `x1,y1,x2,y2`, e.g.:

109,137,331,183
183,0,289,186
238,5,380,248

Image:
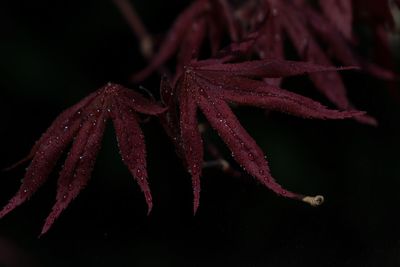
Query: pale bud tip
198,123,207,133
302,195,324,207
219,159,230,172
141,36,153,59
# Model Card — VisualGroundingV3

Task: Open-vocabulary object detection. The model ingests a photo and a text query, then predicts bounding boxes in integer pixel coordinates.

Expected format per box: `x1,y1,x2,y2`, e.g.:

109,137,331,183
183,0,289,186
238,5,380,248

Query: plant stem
112,0,153,58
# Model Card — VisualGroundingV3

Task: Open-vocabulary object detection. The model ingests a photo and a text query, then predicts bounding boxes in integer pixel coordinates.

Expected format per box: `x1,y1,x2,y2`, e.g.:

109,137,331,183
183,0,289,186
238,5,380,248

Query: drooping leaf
179,80,203,213
42,111,108,235
1,83,165,234
164,57,363,211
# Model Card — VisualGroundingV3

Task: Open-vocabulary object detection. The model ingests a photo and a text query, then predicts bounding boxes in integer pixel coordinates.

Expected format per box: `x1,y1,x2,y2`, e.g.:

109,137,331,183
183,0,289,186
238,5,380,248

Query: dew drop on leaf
248,153,255,161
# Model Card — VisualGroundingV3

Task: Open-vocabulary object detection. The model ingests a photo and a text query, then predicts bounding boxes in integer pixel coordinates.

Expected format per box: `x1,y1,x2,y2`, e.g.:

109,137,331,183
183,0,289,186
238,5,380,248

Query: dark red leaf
163,58,362,211
197,93,303,200
179,80,203,213
1,83,164,234
42,111,108,235
196,59,358,78
132,0,206,82
132,0,240,82
111,100,153,214
237,0,396,125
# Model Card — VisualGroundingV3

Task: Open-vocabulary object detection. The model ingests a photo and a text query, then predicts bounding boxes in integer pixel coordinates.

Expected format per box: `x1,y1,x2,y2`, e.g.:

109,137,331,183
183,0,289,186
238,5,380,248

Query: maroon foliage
3,0,398,236
132,0,239,82
1,83,165,234
162,57,363,213
319,0,353,41
237,0,396,125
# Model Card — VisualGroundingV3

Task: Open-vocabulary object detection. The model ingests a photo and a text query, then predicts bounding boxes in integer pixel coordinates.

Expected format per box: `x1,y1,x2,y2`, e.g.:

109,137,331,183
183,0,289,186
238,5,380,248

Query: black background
0,0,400,266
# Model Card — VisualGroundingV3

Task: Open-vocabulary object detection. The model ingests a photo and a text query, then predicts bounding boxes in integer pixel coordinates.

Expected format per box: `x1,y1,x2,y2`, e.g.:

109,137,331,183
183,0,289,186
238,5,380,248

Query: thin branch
112,0,153,58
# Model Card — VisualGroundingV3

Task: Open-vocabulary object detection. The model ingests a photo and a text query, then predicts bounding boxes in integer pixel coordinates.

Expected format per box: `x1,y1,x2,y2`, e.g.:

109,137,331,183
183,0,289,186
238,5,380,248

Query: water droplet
248,153,255,161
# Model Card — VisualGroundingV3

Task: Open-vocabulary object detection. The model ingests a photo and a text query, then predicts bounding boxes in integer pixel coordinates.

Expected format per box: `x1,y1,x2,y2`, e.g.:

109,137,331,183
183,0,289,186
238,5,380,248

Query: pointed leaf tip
2,154,34,172
109,99,154,217
144,190,153,215
193,188,200,215
355,114,378,126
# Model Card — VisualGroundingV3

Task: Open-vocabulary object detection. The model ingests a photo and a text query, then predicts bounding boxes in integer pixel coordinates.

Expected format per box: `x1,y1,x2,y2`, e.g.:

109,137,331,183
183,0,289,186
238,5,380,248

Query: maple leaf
132,0,239,82
236,0,396,125
1,83,165,235
162,57,364,213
